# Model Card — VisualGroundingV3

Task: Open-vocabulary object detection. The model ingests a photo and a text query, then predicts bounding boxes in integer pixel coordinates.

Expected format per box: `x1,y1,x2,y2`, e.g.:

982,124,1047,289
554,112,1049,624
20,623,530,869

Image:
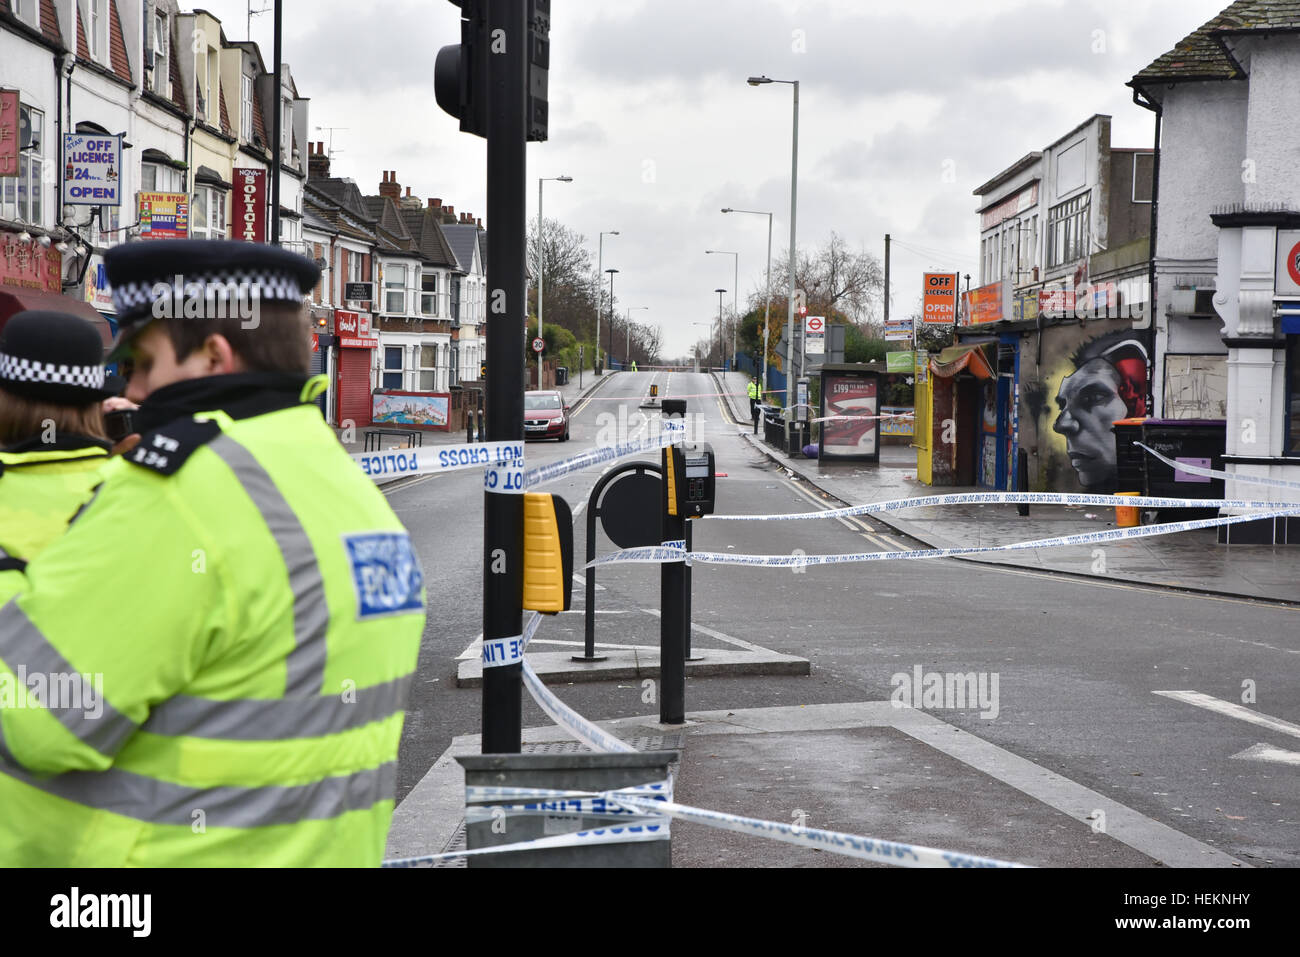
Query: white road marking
639,608,773,654
1153,690,1300,740
528,637,658,651
573,573,605,591
1231,743,1300,766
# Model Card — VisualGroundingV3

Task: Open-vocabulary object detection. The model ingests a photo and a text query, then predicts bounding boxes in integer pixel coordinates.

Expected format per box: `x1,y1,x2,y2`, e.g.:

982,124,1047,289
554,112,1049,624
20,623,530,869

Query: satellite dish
62,205,93,228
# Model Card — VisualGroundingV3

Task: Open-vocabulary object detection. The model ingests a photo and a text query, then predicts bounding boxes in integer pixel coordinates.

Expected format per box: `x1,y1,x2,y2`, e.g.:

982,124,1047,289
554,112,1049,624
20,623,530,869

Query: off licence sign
922,273,958,325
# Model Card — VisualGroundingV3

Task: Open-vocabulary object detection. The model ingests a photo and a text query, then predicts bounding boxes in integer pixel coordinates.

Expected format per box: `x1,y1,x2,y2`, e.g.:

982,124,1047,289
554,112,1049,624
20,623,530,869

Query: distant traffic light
480,361,487,379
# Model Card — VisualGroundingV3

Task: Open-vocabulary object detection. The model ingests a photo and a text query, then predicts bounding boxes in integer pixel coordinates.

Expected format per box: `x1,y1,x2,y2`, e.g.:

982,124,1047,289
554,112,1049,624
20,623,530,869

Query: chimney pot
406,187,412,197
446,206,455,218
431,198,442,209
476,218,482,228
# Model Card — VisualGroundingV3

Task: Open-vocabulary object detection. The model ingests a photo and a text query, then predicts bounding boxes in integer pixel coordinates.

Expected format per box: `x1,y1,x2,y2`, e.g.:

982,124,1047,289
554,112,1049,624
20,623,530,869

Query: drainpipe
1132,85,1161,417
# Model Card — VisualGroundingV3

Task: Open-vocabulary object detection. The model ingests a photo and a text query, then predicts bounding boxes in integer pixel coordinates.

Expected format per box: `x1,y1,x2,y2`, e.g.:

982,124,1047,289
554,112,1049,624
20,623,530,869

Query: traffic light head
435,0,549,142
435,0,489,138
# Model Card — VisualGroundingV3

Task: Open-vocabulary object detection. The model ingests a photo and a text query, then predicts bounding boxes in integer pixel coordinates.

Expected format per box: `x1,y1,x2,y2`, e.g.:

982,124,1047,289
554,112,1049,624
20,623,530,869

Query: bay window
419,345,438,391
421,271,438,315
383,346,404,390
385,263,406,314
1,105,42,225
191,185,226,239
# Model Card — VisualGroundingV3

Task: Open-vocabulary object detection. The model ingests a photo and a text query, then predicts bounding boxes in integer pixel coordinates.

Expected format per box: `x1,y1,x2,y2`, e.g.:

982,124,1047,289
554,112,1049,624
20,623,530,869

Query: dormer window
13,0,39,29
81,0,106,63
151,10,169,97
241,74,254,142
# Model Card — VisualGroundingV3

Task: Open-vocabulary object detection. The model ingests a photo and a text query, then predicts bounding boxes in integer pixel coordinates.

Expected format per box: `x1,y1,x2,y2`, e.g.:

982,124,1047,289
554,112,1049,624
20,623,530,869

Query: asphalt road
387,371,1299,866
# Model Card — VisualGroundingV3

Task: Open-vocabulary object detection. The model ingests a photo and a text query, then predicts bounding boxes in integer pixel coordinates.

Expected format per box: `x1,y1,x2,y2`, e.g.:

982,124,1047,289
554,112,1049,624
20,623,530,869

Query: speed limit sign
532,337,545,353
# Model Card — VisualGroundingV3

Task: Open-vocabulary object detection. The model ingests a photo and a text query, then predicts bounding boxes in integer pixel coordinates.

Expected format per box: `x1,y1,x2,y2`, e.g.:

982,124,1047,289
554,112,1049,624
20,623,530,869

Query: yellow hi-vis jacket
0,438,111,566
0,373,425,867
747,382,759,400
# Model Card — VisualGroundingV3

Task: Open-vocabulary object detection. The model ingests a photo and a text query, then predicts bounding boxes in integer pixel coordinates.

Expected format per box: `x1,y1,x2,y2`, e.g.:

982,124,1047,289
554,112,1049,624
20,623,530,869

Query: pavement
713,370,1300,605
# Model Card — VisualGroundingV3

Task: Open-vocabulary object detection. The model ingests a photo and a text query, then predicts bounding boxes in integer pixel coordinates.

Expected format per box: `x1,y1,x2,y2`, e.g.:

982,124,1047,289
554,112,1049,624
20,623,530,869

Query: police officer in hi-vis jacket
0,311,117,569
0,240,426,867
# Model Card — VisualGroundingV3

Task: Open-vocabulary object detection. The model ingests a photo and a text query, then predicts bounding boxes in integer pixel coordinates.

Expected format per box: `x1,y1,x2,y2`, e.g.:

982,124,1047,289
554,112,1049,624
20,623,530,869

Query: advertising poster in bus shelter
819,371,879,461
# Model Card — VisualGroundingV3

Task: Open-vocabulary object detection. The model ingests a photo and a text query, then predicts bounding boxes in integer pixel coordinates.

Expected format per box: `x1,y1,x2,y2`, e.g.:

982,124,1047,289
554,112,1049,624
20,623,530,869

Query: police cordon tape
353,422,687,490
480,611,543,670
811,412,915,425
1136,442,1300,492
606,795,1027,869
704,489,1300,523
588,504,1300,570
380,823,671,867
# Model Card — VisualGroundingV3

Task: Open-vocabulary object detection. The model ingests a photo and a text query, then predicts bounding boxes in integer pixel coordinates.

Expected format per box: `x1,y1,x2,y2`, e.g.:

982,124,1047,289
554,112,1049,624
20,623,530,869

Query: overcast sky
202,0,1226,357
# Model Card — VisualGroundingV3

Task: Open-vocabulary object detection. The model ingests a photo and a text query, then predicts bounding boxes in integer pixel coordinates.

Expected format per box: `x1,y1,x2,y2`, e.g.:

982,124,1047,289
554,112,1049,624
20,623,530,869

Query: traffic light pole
481,0,528,753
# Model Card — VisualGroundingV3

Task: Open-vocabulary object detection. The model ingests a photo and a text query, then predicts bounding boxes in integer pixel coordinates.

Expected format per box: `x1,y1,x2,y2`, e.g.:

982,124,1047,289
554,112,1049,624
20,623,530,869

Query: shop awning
0,288,116,353
930,343,995,380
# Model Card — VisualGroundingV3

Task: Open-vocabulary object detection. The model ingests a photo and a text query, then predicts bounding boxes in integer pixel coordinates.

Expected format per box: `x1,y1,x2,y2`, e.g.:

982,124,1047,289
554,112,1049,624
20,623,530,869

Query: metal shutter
337,348,372,427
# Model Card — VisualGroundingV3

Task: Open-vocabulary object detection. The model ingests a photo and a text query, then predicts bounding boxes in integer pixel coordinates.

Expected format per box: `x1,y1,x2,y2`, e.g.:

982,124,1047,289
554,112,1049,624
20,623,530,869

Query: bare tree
527,217,599,340
770,231,885,324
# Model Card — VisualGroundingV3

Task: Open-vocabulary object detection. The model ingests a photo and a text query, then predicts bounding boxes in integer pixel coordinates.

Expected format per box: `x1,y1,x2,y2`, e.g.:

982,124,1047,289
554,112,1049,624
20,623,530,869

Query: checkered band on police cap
105,239,322,326
0,352,106,391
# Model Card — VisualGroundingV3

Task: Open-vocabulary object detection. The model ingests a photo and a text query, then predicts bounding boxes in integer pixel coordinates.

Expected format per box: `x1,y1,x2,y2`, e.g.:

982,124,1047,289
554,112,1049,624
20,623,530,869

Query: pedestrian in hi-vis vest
0,312,118,568
0,240,426,867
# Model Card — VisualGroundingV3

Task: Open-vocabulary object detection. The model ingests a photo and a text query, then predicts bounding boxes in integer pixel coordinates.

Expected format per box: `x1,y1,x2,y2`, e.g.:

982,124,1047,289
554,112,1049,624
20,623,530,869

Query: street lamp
706,249,739,371
748,74,799,406
597,230,619,372
605,268,619,369
537,175,572,389
722,207,773,400
715,288,727,371
626,306,649,368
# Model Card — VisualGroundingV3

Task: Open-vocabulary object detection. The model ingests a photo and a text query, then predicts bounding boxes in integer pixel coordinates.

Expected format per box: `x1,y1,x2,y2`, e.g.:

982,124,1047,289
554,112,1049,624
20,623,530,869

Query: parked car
524,390,570,441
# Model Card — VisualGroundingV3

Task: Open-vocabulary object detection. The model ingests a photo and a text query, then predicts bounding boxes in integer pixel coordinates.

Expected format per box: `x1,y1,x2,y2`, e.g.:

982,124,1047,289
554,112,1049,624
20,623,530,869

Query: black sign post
659,400,688,724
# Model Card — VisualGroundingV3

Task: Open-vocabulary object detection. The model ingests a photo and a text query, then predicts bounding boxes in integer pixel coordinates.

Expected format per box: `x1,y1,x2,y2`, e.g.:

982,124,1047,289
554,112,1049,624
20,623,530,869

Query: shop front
335,309,377,428
0,231,112,347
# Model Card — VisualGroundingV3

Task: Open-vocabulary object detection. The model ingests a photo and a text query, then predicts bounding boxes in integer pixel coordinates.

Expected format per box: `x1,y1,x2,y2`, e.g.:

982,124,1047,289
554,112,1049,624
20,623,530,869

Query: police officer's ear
193,333,244,376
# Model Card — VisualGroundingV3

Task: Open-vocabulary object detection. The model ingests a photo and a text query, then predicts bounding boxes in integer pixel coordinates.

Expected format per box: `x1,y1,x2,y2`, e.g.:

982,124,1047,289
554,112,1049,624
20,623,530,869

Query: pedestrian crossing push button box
666,442,715,518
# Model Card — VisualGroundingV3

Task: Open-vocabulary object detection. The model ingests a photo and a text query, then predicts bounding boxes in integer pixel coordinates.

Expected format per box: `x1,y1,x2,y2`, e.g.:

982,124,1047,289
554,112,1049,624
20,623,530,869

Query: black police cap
104,239,321,355
0,310,119,404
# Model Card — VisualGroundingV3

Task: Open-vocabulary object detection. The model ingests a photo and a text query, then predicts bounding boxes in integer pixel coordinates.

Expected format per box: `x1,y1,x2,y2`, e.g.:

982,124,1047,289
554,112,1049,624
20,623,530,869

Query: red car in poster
822,376,878,457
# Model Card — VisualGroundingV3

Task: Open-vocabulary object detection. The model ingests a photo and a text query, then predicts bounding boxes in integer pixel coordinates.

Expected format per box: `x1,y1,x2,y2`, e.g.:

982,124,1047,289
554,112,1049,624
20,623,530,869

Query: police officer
0,311,117,568
0,240,425,866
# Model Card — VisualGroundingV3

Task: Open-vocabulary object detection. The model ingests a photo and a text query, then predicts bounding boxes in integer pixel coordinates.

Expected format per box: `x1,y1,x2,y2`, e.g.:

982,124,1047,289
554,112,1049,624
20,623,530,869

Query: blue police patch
343,532,425,620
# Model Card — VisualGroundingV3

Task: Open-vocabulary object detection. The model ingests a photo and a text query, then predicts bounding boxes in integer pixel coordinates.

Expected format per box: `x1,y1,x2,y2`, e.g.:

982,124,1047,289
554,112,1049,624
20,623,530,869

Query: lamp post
596,230,619,372
705,249,739,371
722,207,773,399
748,74,799,405
537,175,572,389
605,268,619,369
715,288,727,371
626,306,649,368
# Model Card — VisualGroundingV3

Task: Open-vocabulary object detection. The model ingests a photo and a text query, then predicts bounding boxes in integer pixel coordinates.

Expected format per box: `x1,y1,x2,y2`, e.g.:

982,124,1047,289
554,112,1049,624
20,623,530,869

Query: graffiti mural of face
1053,358,1129,487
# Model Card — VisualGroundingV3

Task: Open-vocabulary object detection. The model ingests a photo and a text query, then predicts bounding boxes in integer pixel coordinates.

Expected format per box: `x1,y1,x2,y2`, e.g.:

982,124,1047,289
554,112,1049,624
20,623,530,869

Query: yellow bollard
1115,491,1140,528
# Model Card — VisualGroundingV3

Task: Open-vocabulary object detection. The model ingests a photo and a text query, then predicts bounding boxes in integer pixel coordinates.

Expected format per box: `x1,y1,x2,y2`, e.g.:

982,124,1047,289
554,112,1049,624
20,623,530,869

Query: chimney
429,197,442,210
379,170,401,200
445,205,455,219
400,185,422,210
308,141,330,180
476,218,482,228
